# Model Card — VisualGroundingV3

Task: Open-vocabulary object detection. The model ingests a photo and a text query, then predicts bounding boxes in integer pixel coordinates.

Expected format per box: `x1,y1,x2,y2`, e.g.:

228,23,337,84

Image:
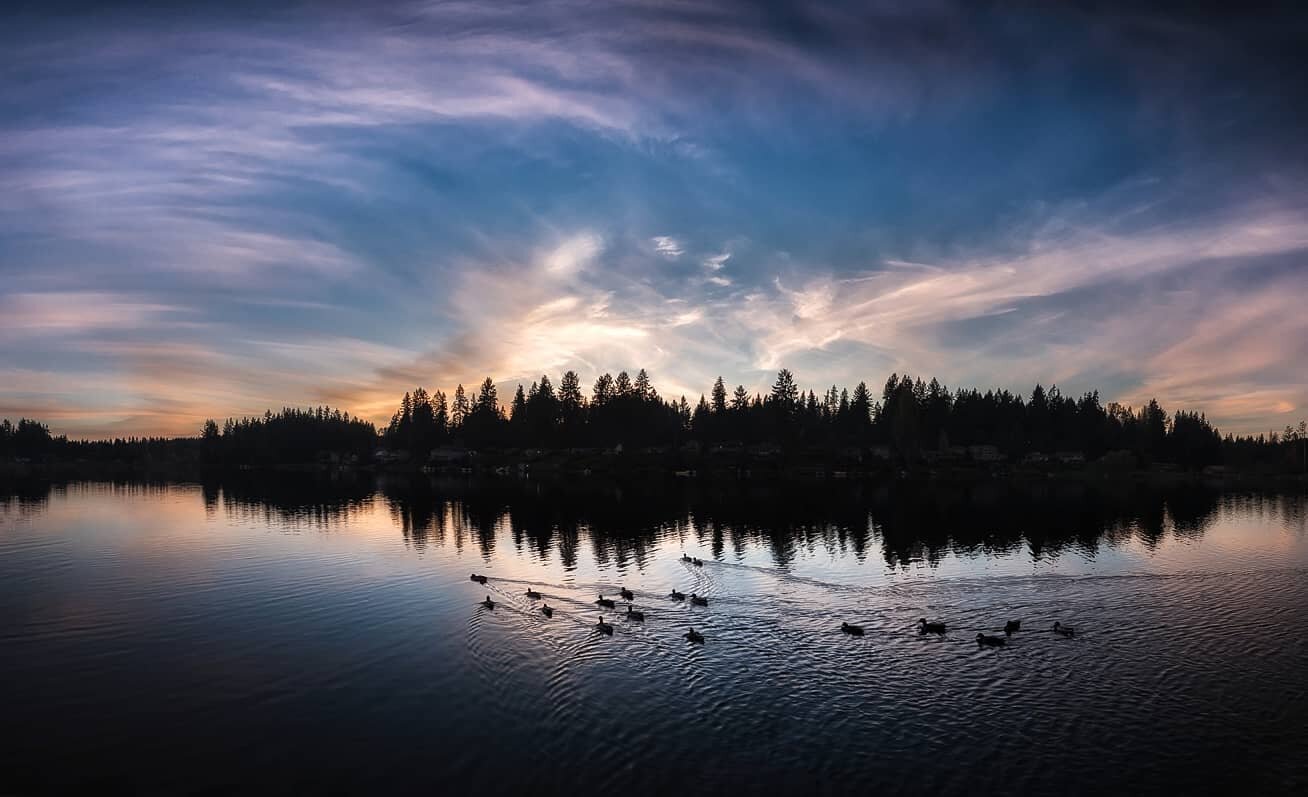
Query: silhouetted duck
918,618,946,635
669,589,685,601
841,622,865,636
1053,622,1075,638
541,604,553,618
1004,619,1021,636
470,574,488,584
690,593,708,607
481,595,495,609
596,616,613,635
620,587,634,601
525,588,542,600
976,633,1006,647
625,604,645,622
692,558,704,567
596,595,616,609
684,628,705,644
681,554,692,563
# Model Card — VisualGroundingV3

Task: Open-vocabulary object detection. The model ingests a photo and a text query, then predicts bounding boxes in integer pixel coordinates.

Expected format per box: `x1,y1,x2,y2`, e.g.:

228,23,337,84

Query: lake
2,476,1306,794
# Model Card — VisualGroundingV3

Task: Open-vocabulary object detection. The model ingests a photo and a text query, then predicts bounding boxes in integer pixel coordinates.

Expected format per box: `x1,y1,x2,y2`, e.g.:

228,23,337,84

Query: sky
2,1,1307,439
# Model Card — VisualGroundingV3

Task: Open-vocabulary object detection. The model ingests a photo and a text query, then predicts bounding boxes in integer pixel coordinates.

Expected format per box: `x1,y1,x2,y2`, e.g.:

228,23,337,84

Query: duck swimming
681,554,692,562
596,595,616,609
525,588,542,599
684,628,705,644
625,604,645,621
470,574,488,584
669,589,685,601
481,595,495,609
1004,619,1021,636
541,604,553,618
976,633,1006,647
841,622,865,636
918,618,946,635
692,558,704,567
619,587,634,601
1053,622,1075,638
690,594,709,607
596,616,614,635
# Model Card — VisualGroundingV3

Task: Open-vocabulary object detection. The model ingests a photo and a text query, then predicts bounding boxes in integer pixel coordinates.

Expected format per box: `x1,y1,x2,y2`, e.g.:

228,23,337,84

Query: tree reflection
4,475,1303,567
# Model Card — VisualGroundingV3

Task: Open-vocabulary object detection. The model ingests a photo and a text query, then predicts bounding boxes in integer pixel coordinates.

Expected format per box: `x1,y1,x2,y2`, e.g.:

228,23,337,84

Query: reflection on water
1,477,1306,794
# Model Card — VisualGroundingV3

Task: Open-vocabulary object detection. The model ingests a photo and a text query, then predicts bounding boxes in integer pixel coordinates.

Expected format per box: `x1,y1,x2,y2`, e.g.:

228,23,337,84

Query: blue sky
2,1,1307,437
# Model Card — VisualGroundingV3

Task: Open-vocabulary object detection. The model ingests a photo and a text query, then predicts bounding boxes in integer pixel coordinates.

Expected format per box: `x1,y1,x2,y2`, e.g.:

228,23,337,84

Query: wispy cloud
2,2,1306,437
652,236,685,258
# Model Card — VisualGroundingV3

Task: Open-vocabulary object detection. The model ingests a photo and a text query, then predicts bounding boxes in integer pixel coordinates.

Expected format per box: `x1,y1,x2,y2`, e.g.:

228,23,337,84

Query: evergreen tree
711,377,728,414
731,385,750,411
452,384,469,428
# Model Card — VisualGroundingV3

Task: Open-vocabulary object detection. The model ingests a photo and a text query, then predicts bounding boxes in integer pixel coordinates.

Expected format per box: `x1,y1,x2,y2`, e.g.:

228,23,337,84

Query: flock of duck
470,556,1077,648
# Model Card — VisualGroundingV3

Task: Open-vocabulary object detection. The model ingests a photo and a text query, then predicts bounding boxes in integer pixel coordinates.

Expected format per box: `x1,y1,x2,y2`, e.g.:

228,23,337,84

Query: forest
3,369,1306,473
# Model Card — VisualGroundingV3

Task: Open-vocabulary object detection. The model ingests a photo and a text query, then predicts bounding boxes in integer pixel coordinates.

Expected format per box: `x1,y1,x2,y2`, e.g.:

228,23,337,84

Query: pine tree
615,371,633,398
476,378,498,414
634,369,652,400
731,385,749,411
452,384,469,428
711,377,727,414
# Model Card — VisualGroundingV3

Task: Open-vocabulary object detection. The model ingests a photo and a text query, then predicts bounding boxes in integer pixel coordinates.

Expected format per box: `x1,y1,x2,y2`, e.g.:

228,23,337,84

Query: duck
596,595,616,609
692,558,704,567
470,573,488,584
619,587,634,601
918,618,946,635
541,604,554,618
1004,619,1021,636
625,604,645,622
690,593,709,607
681,554,693,563
669,589,685,601
841,622,865,636
684,627,705,644
1053,622,1075,638
481,595,495,609
525,588,542,600
976,633,1006,647
596,616,614,635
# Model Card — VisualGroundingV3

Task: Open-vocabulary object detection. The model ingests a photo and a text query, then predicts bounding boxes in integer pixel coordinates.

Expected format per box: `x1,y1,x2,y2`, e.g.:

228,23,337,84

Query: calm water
2,477,1306,795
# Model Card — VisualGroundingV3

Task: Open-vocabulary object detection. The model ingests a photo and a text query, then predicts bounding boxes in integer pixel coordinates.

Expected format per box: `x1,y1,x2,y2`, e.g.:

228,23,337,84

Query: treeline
380,369,1308,472
1,408,375,466
4,369,1307,473
199,407,377,465
0,418,197,465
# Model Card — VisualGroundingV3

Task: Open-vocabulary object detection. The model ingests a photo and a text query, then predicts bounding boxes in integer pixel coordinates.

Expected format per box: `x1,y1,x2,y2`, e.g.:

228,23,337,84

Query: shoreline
3,458,1305,490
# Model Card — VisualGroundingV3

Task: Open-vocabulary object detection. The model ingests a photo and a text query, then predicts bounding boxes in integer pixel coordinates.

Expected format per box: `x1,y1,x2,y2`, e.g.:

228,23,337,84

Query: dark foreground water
2,477,1306,795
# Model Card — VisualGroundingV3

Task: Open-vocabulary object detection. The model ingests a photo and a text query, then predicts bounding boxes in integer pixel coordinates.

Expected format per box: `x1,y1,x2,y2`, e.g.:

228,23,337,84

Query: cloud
703,252,731,270
2,2,1307,439
652,236,684,258
543,233,604,275
725,199,1308,432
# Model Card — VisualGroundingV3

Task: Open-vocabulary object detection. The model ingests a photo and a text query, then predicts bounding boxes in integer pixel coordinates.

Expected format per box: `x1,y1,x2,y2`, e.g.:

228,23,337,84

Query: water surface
2,478,1306,794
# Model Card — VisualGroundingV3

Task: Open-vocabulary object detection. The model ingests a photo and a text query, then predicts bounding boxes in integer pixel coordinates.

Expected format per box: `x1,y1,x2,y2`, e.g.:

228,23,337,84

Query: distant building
1054,451,1085,466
